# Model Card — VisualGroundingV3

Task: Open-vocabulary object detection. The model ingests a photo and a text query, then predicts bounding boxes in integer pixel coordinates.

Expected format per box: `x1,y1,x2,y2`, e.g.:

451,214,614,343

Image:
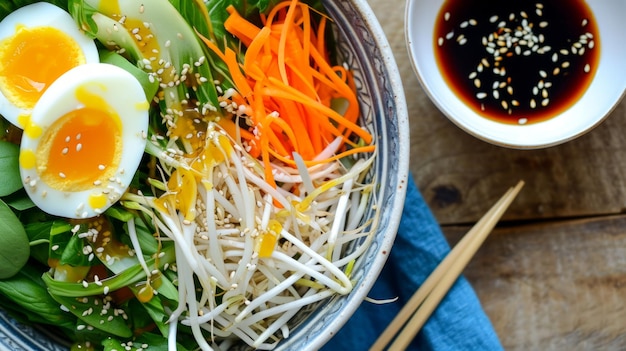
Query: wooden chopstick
369,180,524,351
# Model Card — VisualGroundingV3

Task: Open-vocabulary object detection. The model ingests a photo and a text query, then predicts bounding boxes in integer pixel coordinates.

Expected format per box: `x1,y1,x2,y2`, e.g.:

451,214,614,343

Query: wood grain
444,215,626,351
368,0,626,349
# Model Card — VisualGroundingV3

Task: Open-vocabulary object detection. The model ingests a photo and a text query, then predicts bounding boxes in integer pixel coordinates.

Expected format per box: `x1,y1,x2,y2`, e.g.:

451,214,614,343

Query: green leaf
0,263,76,329
48,220,78,262
48,293,133,338
3,190,36,210
0,199,30,279
0,141,22,196
42,244,176,297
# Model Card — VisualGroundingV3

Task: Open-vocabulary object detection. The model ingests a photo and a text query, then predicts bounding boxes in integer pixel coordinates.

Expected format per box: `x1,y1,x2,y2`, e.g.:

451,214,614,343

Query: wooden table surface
368,1,626,350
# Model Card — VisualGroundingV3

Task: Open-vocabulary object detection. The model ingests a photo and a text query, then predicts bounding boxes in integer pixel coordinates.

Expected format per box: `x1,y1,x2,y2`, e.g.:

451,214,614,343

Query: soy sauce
434,0,600,125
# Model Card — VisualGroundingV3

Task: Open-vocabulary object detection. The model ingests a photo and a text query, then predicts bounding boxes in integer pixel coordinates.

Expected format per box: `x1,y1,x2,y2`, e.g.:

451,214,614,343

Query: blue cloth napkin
322,176,503,351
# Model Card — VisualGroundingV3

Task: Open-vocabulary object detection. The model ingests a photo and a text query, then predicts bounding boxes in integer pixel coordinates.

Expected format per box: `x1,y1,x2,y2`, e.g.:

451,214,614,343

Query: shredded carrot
199,0,375,187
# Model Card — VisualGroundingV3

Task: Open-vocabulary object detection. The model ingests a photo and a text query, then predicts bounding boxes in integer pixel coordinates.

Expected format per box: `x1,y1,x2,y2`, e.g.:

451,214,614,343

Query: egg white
0,2,99,127
19,63,149,219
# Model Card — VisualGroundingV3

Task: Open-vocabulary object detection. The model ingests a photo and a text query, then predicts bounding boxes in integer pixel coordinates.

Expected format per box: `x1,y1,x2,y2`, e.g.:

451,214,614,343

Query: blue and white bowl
0,0,409,349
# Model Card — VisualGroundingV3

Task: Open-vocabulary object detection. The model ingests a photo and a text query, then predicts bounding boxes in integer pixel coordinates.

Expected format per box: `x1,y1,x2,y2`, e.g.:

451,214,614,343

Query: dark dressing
434,0,600,125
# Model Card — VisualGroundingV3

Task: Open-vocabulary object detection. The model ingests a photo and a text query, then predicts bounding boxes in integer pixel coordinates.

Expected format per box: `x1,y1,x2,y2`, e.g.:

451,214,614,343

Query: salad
0,0,378,350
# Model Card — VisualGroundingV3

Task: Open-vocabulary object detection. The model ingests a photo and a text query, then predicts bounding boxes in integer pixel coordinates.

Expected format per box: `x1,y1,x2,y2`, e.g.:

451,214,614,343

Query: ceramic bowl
0,0,410,350
406,0,626,149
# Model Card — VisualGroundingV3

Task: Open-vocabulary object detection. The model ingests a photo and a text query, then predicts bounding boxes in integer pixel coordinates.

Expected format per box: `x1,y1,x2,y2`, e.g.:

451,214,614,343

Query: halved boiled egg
0,2,99,127
19,63,149,219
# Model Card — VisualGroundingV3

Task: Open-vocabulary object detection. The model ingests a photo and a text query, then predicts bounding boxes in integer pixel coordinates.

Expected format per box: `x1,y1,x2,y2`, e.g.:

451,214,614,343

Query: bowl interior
406,0,626,149
0,0,410,350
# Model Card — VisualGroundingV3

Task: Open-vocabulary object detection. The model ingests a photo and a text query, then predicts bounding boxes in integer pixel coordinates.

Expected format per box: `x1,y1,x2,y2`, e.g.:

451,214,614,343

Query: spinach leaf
59,231,93,267
3,190,36,211
0,199,30,279
0,262,76,329
0,141,22,196
102,332,192,351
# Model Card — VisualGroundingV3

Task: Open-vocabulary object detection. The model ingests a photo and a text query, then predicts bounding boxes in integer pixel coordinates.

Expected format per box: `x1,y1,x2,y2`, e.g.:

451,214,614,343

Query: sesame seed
438,37,444,46
584,63,590,73
530,99,537,108
476,92,487,99
474,78,481,88
59,172,66,179
518,118,528,125
542,98,550,106
444,12,450,21
76,143,82,152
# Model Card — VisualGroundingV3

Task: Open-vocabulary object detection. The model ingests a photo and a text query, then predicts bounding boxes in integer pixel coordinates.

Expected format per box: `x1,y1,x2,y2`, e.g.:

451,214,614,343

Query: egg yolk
36,107,122,192
0,25,86,110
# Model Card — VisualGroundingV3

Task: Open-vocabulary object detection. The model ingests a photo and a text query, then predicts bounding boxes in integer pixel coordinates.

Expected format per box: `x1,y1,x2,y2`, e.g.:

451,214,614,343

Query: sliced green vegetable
0,199,30,279
25,220,54,264
69,0,221,123
42,244,175,297
102,332,192,351
99,50,159,101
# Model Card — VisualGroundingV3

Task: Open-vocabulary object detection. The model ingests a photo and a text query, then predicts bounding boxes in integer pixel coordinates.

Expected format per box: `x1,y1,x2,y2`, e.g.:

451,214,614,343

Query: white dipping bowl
406,0,626,149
